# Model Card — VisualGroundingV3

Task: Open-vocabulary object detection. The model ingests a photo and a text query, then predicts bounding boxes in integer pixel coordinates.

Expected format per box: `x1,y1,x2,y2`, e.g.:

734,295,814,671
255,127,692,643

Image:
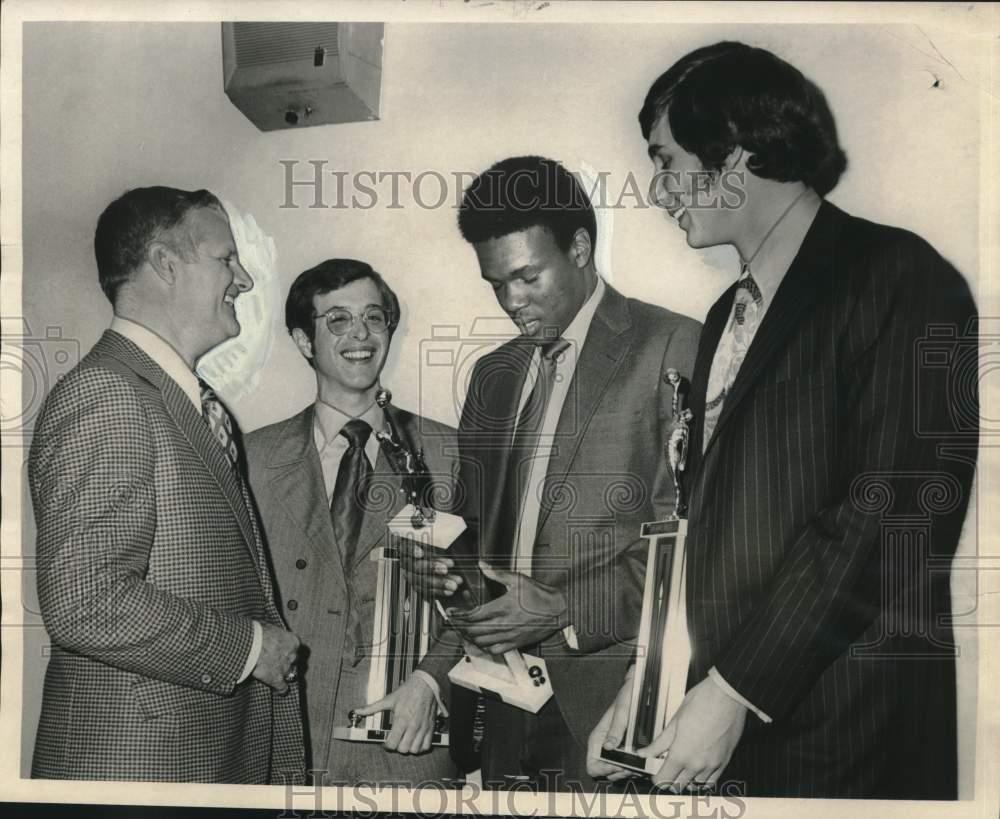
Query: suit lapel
471,340,534,559
536,285,632,534
101,331,264,574
700,201,841,460
265,406,345,577
161,376,263,571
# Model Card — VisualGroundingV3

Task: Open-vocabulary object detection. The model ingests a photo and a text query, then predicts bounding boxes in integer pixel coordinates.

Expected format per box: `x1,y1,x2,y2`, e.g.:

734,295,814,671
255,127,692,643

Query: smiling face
172,206,253,360
474,225,592,343
647,113,740,250
300,276,392,403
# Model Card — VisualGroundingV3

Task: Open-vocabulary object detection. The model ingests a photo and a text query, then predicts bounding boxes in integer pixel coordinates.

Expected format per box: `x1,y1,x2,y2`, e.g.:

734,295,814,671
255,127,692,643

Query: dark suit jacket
685,201,977,798
421,283,701,763
245,403,459,783
28,331,304,783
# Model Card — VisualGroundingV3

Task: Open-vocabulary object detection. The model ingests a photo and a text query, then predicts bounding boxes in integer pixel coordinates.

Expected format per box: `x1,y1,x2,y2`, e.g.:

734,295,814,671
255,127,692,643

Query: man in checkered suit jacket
28,187,305,783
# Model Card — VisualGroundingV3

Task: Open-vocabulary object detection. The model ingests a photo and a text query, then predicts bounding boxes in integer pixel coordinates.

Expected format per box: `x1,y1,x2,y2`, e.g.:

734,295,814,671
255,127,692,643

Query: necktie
703,265,764,448
331,418,373,570
493,338,571,569
199,379,239,469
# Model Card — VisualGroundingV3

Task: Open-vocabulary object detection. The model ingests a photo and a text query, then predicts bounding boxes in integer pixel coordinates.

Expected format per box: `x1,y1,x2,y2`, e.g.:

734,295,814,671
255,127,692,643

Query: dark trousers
481,696,595,792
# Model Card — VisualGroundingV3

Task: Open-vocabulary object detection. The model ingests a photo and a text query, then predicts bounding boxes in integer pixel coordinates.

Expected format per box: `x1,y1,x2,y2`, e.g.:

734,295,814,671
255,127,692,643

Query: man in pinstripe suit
589,42,977,798
28,187,304,782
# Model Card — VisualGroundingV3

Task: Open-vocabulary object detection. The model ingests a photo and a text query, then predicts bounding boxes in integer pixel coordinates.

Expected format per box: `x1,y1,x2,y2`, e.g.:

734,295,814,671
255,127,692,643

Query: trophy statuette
333,389,451,747
599,368,693,775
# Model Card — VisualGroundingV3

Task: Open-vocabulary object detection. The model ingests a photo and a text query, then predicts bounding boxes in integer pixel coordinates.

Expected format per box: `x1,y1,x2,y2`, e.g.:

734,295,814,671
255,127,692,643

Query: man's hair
457,155,597,253
639,41,847,196
285,258,401,346
94,186,224,304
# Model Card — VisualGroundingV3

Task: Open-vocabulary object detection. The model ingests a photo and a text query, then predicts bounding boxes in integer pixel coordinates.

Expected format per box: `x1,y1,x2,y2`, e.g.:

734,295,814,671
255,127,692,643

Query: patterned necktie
703,265,764,449
493,338,571,568
198,379,239,469
330,418,373,570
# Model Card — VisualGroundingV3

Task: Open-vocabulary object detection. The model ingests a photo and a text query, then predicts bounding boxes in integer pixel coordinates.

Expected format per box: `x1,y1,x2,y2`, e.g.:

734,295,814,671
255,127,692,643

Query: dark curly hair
457,155,597,253
639,41,847,196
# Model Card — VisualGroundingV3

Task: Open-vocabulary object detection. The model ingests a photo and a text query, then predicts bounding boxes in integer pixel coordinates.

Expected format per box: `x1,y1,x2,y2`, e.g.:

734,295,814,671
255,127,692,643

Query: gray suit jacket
29,330,304,783
246,403,459,783
422,284,701,762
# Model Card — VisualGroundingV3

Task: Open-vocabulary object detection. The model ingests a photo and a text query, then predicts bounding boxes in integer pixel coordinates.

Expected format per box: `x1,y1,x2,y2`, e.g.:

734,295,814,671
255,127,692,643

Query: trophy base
333,725,449,747
599,746,662,776
448,651,553,713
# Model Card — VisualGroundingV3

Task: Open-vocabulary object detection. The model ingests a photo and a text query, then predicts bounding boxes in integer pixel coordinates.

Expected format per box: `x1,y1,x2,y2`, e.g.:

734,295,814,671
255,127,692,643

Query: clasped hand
587,672,747,791
446,562,568,654
396,538,468,600
251,622,301,695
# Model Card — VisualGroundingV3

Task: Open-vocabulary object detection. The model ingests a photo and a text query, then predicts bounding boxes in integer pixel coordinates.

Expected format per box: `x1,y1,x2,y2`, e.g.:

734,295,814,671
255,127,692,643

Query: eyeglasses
313,305,393,336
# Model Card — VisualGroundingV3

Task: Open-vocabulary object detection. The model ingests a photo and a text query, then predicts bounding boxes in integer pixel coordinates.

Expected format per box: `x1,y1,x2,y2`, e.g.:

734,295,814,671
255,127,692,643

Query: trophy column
600,369,694,774
333,390,454,747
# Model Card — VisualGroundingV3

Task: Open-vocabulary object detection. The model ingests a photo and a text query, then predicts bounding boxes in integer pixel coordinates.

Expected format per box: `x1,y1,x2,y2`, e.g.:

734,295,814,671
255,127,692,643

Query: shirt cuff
238,621,263,684
411,670,449,717
708,666,772,723
563,624,579,650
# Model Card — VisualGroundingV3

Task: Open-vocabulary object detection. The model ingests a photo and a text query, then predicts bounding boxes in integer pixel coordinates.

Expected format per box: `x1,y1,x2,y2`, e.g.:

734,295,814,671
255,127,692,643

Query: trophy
443,533,555,712
334,389,459,747
447,635,554,714
599,368,693,774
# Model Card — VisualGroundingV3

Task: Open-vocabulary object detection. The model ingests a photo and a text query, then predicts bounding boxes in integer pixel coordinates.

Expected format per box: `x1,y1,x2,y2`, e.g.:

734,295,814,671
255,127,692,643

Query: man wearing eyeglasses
245,259,458,785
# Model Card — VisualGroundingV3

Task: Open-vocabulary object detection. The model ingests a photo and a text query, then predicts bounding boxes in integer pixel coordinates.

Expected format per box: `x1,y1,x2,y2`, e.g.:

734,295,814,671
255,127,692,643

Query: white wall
18,20,985,789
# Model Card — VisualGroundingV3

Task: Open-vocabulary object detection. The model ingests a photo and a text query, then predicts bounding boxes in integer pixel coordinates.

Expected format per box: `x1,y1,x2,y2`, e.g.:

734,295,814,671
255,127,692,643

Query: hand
587,665,640,781
353,675,440,754
252,623,301,694
446,562,567,654
638,676,747,792
396,537,465,599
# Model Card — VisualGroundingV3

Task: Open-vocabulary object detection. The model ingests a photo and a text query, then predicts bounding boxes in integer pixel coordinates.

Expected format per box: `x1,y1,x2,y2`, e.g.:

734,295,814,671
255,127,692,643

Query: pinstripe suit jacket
420,284,701,767
245,404,458,783
685,202,977,798
28,330,304,783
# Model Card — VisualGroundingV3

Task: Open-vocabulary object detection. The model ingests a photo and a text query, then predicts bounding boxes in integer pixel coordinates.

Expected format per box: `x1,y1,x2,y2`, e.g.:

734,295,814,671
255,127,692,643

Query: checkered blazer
28,330,304,783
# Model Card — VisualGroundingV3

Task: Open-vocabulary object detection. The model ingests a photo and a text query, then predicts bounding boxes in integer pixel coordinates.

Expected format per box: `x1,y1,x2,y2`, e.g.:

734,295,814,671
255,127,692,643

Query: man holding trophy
405,156,700,789
588,42,977,799
246,259,459,784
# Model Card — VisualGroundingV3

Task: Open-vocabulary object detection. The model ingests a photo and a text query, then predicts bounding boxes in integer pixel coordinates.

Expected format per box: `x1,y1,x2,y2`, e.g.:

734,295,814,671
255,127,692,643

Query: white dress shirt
109,316,262,683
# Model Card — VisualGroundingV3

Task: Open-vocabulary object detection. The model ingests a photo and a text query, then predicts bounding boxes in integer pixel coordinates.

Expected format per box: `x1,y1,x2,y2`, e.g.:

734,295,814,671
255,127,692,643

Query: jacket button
295,558,307,569
287,599,298,611
201,673,212,685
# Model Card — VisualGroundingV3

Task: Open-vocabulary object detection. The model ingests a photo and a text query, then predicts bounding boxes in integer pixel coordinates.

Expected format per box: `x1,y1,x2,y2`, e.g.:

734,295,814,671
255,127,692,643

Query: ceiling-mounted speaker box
222,22,384,131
